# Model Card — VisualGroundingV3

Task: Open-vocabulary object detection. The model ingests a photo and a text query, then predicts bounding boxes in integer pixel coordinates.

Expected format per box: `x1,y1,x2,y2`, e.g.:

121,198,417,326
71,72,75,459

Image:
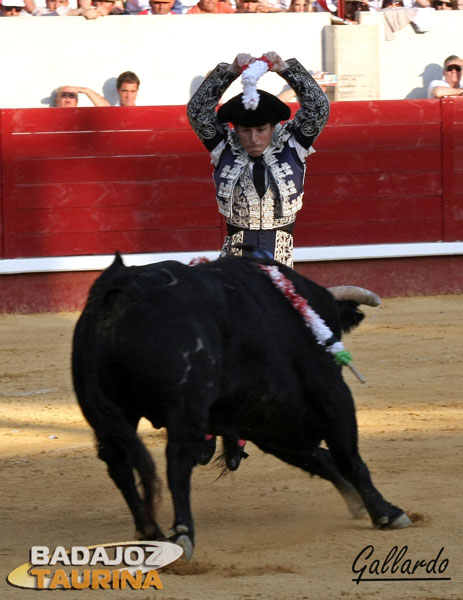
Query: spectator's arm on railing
430,86,463,98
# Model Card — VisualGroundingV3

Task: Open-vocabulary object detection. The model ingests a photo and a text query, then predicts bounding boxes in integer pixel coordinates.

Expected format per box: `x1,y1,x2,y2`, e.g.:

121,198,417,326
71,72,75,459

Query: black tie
253,157,266,198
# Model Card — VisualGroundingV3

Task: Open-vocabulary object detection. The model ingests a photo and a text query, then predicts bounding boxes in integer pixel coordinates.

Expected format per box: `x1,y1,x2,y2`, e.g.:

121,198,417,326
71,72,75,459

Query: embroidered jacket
187,59,330,230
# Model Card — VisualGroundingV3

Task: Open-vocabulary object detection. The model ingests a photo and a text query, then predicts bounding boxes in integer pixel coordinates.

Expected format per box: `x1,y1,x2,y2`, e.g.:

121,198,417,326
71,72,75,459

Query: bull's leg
255,442,366,518
98,433,164,540
308,447,366,518
325,392,412,530
165,428,199,561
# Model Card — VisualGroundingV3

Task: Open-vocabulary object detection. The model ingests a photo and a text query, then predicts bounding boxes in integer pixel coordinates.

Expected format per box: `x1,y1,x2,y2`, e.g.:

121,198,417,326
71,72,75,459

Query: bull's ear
337,300,365,334
113,251,125,266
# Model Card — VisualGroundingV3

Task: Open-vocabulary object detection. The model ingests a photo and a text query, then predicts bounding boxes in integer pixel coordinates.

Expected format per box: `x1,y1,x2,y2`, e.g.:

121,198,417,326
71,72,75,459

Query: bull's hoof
375,511,413,530
198,437,217,466
135,526,166,541
168,525,194,561
390,512,413,529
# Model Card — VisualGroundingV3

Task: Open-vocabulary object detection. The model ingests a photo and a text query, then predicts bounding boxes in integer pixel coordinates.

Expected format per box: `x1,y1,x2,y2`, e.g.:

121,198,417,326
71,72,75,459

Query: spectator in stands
268,0,289,7
235,0,258,9
172,0,196,12
430,0,453,7
138,0,176,12
54,86,110,107
1,0,28,15
400,0,431,6
116,71,140,105
67,0,126,17
235,0,260,10
428,55,463,98
30,0,72,15
125,0,150,12
235,0,285,9
289,0,311,10
187,0,235,12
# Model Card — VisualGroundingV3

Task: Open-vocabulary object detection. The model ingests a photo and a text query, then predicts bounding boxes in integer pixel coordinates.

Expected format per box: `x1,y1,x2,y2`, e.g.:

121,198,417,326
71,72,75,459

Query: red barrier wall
0,99,462,312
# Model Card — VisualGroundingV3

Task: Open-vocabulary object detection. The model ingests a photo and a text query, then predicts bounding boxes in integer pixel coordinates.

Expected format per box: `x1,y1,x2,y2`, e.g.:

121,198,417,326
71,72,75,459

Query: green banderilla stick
334,350,366,384
347,362,366,384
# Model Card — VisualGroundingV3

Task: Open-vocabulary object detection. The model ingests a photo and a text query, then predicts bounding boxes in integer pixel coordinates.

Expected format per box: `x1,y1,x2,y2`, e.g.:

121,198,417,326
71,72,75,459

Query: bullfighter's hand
229,53,255,75
262,52,289,72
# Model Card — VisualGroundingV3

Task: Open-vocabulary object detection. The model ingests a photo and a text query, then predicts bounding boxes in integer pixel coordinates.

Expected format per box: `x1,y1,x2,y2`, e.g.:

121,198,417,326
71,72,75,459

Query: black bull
72,254,412,559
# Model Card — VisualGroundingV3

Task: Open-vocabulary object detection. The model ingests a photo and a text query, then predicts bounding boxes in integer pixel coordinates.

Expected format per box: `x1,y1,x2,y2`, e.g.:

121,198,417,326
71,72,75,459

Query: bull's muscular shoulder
90,256,224,308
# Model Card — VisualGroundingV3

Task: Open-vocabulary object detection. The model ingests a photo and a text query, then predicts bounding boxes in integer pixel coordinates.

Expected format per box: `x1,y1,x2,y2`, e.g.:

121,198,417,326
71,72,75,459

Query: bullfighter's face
235,123,275,158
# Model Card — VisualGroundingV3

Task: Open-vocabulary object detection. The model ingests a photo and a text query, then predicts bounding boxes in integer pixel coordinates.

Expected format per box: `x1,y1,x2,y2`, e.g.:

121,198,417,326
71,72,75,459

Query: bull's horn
328,285,381,307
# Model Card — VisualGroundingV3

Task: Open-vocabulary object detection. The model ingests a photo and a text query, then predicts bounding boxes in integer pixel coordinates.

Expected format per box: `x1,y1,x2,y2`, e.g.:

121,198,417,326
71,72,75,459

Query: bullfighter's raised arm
279,58,330,149
187,61,240,152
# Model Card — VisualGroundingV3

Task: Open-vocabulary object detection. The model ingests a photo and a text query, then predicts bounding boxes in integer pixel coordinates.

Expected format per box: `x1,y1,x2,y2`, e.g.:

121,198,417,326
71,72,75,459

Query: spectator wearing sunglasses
54,86,110,107
431,0,453,7
1,0,28,15
428,55,463,98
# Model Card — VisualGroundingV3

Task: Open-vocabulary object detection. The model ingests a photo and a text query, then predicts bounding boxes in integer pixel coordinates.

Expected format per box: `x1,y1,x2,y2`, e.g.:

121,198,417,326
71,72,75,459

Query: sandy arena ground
1,295,462,600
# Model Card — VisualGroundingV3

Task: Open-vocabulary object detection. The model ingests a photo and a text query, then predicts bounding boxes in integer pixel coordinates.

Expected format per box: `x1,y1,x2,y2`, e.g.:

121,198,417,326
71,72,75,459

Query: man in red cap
187,51,329,268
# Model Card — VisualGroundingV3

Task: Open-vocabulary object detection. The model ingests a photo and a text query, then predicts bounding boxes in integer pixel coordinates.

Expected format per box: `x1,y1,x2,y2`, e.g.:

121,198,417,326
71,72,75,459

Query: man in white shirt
428,55,463,98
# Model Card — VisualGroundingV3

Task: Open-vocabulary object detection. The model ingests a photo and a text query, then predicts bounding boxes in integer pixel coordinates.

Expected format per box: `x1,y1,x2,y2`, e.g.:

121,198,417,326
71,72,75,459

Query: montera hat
217,90,291,127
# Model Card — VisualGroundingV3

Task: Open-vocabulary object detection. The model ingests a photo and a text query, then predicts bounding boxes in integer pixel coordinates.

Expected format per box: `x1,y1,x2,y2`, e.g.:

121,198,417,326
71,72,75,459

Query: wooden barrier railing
0,98,462,263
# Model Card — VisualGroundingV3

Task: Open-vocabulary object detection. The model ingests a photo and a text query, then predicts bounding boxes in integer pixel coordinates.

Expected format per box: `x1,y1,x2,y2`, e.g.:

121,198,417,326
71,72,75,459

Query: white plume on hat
241,60,270,110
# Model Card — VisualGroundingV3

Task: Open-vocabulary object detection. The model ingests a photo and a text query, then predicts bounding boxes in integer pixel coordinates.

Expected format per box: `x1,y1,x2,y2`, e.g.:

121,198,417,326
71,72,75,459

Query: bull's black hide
72,254,411,559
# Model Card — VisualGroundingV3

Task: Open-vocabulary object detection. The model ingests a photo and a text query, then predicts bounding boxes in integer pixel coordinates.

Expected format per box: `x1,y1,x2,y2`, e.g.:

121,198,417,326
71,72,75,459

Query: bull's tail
71,256,163,540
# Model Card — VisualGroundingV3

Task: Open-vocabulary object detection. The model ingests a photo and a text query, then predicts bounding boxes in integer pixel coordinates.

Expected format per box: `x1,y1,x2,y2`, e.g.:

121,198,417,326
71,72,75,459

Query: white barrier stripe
0,242,462,275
